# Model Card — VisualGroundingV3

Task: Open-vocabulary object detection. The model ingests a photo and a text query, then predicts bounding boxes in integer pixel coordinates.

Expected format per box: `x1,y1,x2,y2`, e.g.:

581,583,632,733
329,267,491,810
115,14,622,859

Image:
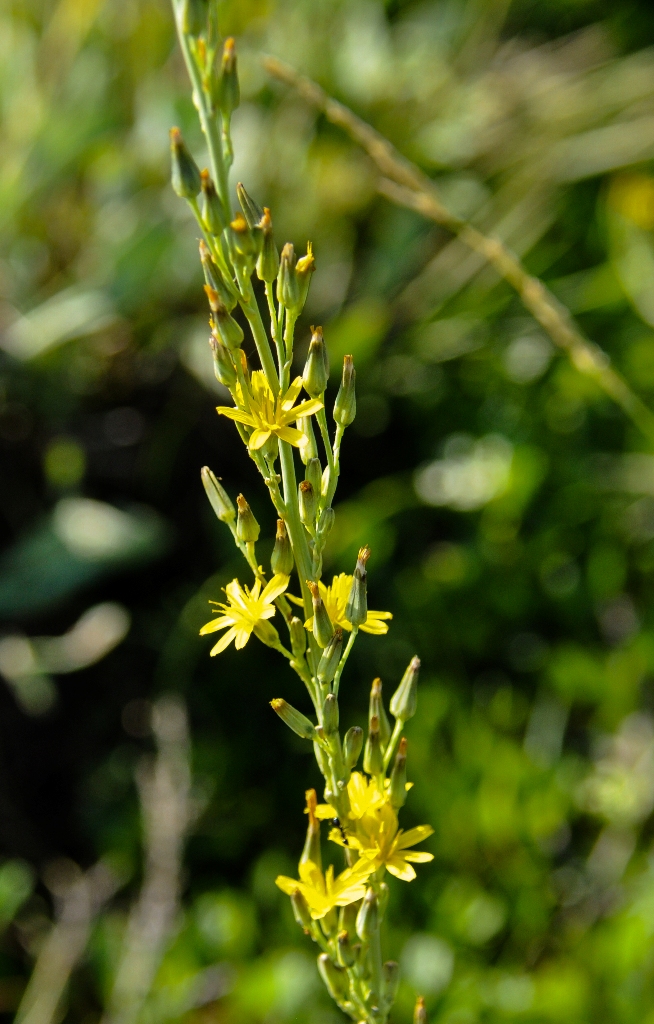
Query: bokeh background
5,0,654,1020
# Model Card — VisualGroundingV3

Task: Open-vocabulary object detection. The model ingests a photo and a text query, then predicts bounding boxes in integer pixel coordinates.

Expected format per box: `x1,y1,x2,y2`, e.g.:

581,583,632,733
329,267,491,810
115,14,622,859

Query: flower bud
343,726,363,769
322,693,339,735
295,243,315,312
346,545,370,628
200,169,226,235
299,480,316,530
209,336,237,388
270,698,316,741
318,954,350,1004
321,906,339,938
170,127,201,199
382,961,400,1006
317,628,342,686
297,416,318,465
290,616,306,656
414,996,428,1024
256,208,280,283
363,715,384,776
317,506,335,543
205,287,244,349
181,0,208,35
253,619,281,648
301,789,322,870
291,888,313,931
236,494,260,543
356,887,379,943
201,467,235,523
334,354,356,427
271,519,294,576
277,243,299,310
302,326,329,398
200,239,237,310
237,182,264,229
229,212,262,263
218,37,240,118
308,581,334,648
389,737,408,809
305,457,322,496
369,677,391,749
337,929,356,968
389,656,420,722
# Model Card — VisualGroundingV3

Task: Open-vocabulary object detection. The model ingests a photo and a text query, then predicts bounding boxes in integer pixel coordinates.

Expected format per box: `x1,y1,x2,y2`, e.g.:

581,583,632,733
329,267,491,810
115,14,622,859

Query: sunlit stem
265,282,285,380
382,718,404,772
279,441,319,675
236,270,280,392
332,628,358,697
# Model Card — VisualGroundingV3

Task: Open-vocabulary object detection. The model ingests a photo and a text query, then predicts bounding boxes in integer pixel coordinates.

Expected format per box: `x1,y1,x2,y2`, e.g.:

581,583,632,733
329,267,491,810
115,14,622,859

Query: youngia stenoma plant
170,3,433,1021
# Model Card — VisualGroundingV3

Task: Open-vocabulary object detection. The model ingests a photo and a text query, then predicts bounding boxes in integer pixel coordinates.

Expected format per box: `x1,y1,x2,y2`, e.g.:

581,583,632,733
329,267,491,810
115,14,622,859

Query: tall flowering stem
170,3,433,1020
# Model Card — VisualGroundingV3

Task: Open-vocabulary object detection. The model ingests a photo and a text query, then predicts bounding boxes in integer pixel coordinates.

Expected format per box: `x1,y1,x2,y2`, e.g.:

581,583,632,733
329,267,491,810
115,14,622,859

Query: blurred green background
6,0,654,1020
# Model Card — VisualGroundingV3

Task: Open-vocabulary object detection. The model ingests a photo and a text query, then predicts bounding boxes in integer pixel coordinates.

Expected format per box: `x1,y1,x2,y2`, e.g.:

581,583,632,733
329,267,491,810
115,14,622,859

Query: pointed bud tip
398,736,408,755
169,126,182,144
371,677,382,696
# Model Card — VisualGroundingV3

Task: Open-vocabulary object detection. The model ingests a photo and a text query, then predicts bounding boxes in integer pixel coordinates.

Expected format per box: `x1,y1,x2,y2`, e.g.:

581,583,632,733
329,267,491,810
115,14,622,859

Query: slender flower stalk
169,8,433,1021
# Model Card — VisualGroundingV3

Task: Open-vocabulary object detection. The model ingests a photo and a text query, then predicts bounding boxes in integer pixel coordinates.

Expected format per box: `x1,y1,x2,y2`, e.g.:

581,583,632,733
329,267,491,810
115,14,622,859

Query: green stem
265,282,285,380
279,441,319,674
382,718,404,772
333,628,358,697
237,272,280,391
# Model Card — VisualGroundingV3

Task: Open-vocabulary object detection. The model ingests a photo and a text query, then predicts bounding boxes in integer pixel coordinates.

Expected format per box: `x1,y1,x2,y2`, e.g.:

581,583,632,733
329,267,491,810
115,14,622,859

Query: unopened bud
389,656,420,722
346,545,370,628
237,182,264,229
369,677,391,749
363,715,384,776
200,169,226,235
270,698,316,741
414,996,428,1024
291,888,313,931
290,616,307,656
271,519,294,576
305,457,322,496
201,467,235,523
318,954,349,1004
299,480,316,530
209,336,237,388
317,507,335,545
322,693,339,734
170,127,201,199
297,415,318,465
383,961,400,1006
218,37,240,117
389,737,408,809
277,243,299,310
205,287,244,349
308,581,334,648
343,726,363,769
317,628,343,686
334,354,356,427
356,887,379,942
303,326,329,398
295,243,315,312
236,494,260,543
256,207,280,283
229,212,262,262
337,929,356,968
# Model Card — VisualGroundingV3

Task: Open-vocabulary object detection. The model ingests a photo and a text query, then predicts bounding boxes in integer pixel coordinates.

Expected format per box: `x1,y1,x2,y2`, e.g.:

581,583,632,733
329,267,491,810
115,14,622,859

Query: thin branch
263,54,654,446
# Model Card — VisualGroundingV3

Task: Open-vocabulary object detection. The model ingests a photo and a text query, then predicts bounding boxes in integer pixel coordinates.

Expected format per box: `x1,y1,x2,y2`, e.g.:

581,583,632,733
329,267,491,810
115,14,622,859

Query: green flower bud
317,506,335,543
270,698,316,741
209,336,237,388
291,888,313,931
205,286,244,350
200,239,237,310
271,519,294,576
389,656,420,722
169,127,201,199
320,907,339,938
356,887,379,943
389,736,408,809
299,480,316,530
369,676,391,749
322,693,339,735
343,726,363,770
346,545,370,628
339,900,359,938
200,169,226,235
301,789,322,870
228,211,262,266
297,415,318,465
237,181,264,229
290,616,307,657
252,619,281,648
382,961,400,1006
181,0,208,35
308,581,334,648
277,243,299,310
313,737,330,779
318,954,349,1004
363,715,384,776
217,37,240,118
256,208,280,283
414,996,428,1024
317,628,343,686
334,354,356,428
295,243,315,312
337,929,356,968
302,326,329,398
201,467,235,523
305,457,322,496
236,494,260,543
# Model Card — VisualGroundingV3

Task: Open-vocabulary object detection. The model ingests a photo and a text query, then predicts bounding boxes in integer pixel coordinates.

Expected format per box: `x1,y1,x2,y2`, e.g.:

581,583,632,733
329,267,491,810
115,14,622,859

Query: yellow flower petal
199,614,235,635
396,825,434,850
386,857,417,882
281,377,303,410
216,406,256,426
249,428,272,449
210,626,238,655
403,852,434,863
277,425,306,446
290,398,324,422
261,573,290,603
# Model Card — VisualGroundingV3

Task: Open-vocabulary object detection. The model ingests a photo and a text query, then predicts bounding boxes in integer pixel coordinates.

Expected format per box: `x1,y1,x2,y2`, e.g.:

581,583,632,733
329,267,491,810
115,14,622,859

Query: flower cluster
169,5,432,1022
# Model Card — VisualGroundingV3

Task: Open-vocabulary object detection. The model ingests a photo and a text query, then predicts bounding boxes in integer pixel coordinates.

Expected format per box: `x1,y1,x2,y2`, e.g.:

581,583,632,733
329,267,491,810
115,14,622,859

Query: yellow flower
199,574,289,655
300,574,392,635
217,371,323,450
330,802,434,882
275,858,374,920
316,771,386,822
